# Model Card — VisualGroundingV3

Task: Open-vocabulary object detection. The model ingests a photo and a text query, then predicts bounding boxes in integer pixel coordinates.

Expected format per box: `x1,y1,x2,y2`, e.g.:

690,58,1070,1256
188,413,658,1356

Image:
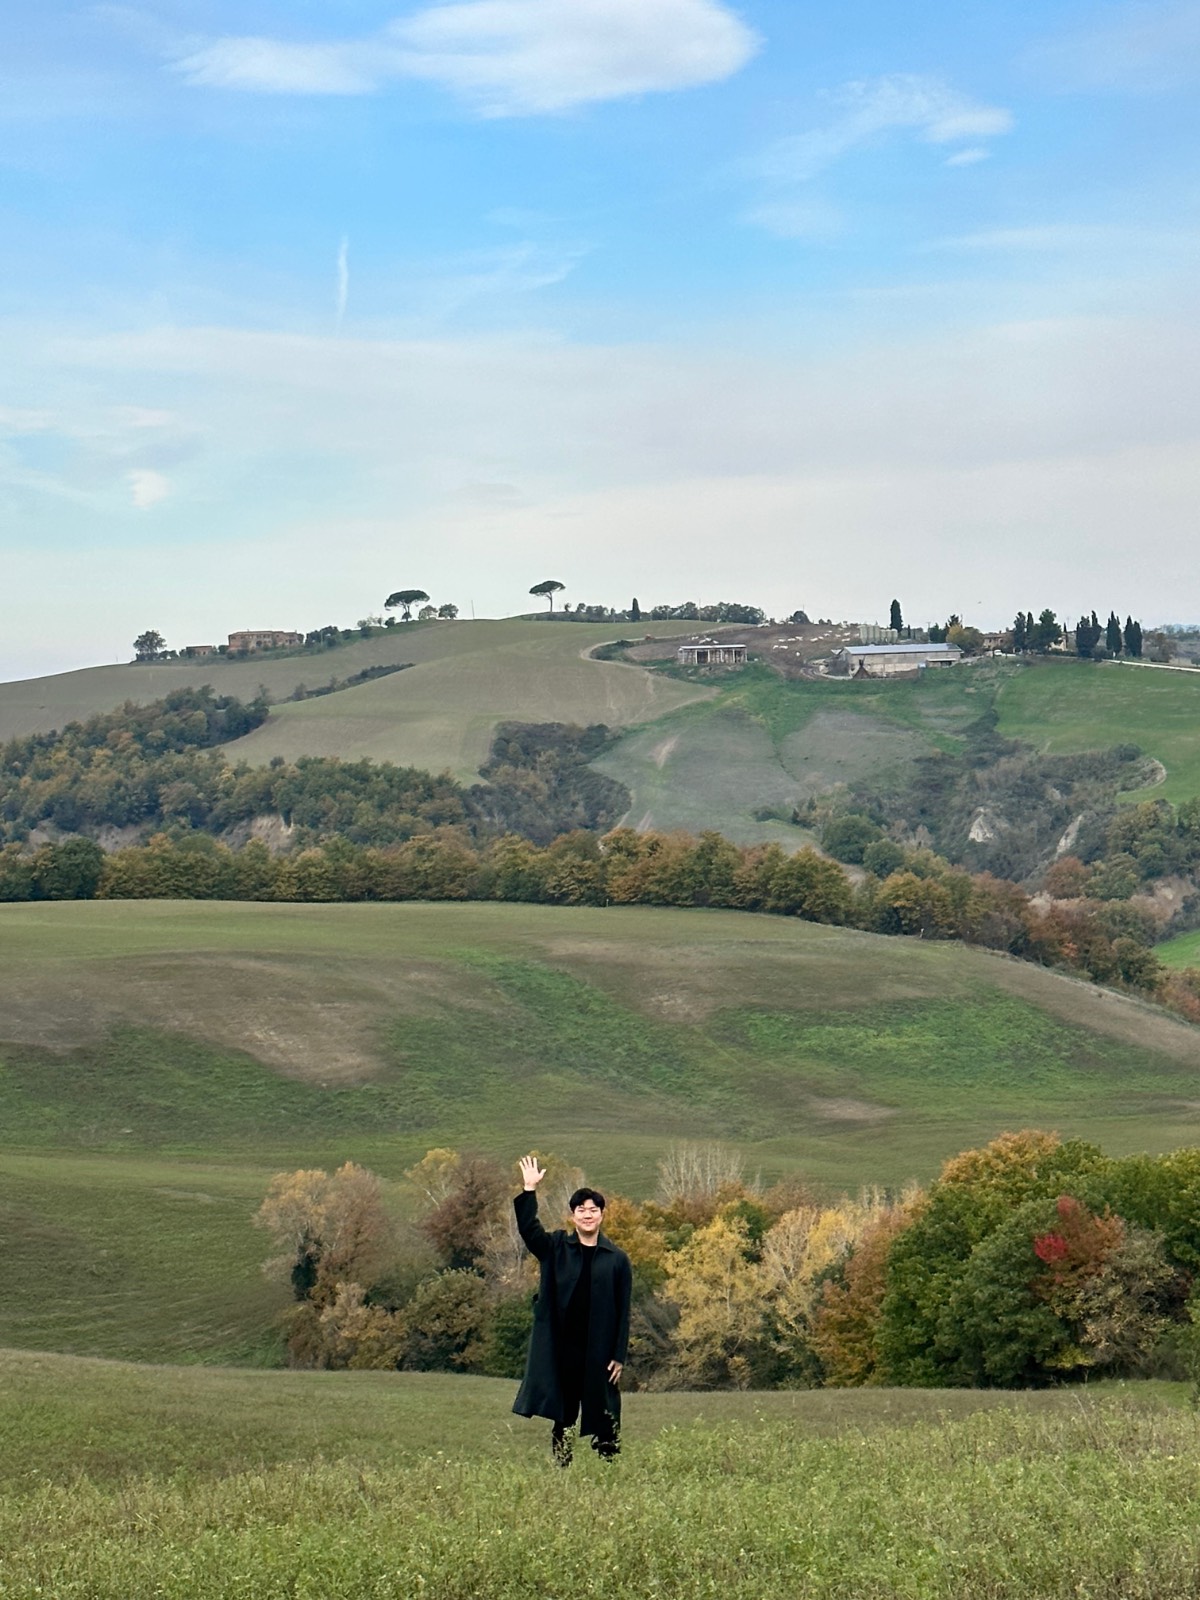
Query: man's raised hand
519,1155,546,1191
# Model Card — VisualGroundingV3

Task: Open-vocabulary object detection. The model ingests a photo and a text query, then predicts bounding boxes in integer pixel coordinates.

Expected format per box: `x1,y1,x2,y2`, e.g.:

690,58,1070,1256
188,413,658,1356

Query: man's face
572,1199,603,1236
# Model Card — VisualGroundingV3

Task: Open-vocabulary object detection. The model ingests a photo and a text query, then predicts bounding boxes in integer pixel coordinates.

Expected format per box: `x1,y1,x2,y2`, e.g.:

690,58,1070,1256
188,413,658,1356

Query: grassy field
0,620,710,782
995,658,1200,803
1156,927,1200,968
595,654,1200,841
594,661,993,841
2,898,1199,1362
2,1351,1198,1598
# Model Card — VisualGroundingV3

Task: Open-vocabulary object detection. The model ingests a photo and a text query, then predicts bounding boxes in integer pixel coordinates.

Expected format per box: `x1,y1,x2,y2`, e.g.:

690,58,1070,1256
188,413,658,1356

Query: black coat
511,1189,632,1436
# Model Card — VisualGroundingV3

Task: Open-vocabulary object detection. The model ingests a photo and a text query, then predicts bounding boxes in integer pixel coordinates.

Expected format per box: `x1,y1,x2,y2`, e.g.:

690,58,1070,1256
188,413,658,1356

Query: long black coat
511,1189,632,1437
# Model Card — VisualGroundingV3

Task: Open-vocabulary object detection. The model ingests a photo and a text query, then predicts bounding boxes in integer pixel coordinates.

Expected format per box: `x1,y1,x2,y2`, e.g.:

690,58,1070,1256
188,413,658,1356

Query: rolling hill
2,898,1197,1362
0,620,711,783
594,655,1200,845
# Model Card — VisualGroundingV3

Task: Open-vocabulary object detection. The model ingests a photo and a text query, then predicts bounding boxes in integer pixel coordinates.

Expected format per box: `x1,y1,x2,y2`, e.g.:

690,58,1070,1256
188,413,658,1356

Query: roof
839,643,962,657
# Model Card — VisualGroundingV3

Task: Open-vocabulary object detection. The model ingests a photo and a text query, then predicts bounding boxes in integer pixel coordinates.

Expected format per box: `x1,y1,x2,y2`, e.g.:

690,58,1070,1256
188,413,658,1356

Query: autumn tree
665,1214,766,1388
254,1162,395,1305
812,1205,914,1385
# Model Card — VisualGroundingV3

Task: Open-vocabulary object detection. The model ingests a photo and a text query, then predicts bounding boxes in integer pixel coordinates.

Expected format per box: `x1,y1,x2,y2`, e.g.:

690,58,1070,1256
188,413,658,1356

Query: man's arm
514,1154,552,1261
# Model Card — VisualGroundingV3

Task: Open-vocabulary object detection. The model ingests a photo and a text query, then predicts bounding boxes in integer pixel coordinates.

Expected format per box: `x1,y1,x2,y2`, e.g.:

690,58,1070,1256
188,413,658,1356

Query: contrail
336,236,349,325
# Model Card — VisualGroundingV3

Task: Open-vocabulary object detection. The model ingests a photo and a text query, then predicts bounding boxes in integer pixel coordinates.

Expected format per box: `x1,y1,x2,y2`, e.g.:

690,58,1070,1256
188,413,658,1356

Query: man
512,1154,632,1463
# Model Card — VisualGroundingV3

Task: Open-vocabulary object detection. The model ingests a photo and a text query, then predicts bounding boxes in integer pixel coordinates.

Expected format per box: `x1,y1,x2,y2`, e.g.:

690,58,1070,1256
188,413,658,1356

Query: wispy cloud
744,75,1012,236
926,223,1200,254
1026,0,1200,92
171,0,760,115
127,468,170,507
336,237,349,326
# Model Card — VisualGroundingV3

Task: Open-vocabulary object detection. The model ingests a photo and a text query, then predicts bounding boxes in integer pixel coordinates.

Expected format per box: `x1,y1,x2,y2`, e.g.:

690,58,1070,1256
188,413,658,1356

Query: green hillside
2,899,1198,1362
0,620,710,782
996,660,1200,803
1157,927,1200,968
595,656,1200,845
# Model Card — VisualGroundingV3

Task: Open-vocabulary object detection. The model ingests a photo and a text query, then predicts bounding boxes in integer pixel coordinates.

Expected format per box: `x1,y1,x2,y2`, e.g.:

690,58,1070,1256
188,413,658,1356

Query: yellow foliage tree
665,1214,766,1388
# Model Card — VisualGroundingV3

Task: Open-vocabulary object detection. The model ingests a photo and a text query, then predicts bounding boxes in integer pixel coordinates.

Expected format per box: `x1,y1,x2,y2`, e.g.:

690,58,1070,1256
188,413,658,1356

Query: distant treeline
544,599,772,625
261,1131,1200,1391
7,823,1199,1023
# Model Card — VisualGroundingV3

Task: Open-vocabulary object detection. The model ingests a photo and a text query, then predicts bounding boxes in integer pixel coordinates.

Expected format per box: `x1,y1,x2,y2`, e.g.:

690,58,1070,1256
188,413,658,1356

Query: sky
3,0,1200,679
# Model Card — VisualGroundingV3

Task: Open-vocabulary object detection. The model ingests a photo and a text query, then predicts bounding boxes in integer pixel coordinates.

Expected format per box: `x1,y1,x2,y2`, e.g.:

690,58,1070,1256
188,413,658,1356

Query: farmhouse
676,640,747,668
227,630,303,653
831,642,963,677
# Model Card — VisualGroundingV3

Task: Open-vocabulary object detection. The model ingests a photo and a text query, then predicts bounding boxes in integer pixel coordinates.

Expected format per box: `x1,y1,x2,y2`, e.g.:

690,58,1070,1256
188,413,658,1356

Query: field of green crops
3,1349,1198,1599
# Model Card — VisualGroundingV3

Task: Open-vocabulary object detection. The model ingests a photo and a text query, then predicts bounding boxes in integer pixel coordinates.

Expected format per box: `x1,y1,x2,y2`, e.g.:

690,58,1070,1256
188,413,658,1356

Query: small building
182,644,216,658
831,642,963,678
676,639,747,669
227,630,303,653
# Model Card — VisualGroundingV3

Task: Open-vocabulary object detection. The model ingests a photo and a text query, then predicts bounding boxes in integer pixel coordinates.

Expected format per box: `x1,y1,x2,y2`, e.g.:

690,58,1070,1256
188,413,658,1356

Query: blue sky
3,0,1200,677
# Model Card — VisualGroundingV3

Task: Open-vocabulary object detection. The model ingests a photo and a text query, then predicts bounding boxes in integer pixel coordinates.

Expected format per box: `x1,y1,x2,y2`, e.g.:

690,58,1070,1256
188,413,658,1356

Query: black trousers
553,1355,619,1456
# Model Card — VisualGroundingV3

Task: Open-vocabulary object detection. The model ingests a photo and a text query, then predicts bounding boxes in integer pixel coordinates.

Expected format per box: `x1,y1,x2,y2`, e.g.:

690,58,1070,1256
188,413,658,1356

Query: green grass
598,654,1200,843
2,1352,1199,1599
1,899,1199,1362
596,660,1014,842
1157,927,1200,969
996,658,1200,802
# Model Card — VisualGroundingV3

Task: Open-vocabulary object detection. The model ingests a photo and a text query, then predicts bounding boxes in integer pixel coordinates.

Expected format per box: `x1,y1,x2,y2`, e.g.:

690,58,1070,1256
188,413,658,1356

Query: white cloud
127,468,171,507
175,37,374,95
944,147,990,167
172,0,759,114
755,76,1011,184
926,223,1200,255
336,237,349,326
1027,0,1200,91
744,75,1012,233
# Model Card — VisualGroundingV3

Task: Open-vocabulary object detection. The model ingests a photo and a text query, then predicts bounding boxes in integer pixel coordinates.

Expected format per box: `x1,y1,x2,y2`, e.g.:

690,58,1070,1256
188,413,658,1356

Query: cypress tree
1106,611,1122,655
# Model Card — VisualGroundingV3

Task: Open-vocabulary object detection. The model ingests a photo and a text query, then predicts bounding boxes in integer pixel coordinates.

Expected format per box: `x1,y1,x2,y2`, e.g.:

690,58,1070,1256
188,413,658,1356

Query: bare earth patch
807,1097,897,1124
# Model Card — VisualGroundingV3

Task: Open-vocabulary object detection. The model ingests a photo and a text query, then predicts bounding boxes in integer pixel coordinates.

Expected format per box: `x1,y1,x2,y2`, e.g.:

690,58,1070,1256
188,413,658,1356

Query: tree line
0,691,625,849
256,1132,1200,1391
8,821,1200,1022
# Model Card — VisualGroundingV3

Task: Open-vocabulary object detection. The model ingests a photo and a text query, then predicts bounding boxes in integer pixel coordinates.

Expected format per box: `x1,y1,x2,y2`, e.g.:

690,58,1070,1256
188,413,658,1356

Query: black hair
569,1186,606,1212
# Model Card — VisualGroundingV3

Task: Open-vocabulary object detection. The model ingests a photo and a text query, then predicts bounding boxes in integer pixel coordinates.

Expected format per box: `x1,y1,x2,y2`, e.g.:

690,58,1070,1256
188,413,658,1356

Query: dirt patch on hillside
808,1097,897,1124
0,954,498,1084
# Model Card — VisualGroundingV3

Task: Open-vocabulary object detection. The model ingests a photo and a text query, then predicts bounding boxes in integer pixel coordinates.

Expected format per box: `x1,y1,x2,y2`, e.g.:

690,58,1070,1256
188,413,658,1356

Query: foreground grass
2,1355,1199,1599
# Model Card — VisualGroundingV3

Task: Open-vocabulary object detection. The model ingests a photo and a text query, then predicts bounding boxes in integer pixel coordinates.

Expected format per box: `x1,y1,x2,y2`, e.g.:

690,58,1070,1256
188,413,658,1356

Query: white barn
831,642,963,677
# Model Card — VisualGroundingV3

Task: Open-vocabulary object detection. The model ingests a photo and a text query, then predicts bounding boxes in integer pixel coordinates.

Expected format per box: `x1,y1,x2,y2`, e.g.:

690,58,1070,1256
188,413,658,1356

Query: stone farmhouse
227,630,303,653
831,642,963,677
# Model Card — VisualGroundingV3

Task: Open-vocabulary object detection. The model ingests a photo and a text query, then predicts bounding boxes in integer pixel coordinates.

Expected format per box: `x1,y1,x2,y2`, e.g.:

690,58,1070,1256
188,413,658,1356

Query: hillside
0,620,711,782
2,898,1198,1362
595,656,1200,849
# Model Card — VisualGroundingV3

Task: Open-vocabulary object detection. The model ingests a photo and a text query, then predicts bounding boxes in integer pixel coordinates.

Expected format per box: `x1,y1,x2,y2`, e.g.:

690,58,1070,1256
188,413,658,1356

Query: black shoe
592,1427,620,1461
